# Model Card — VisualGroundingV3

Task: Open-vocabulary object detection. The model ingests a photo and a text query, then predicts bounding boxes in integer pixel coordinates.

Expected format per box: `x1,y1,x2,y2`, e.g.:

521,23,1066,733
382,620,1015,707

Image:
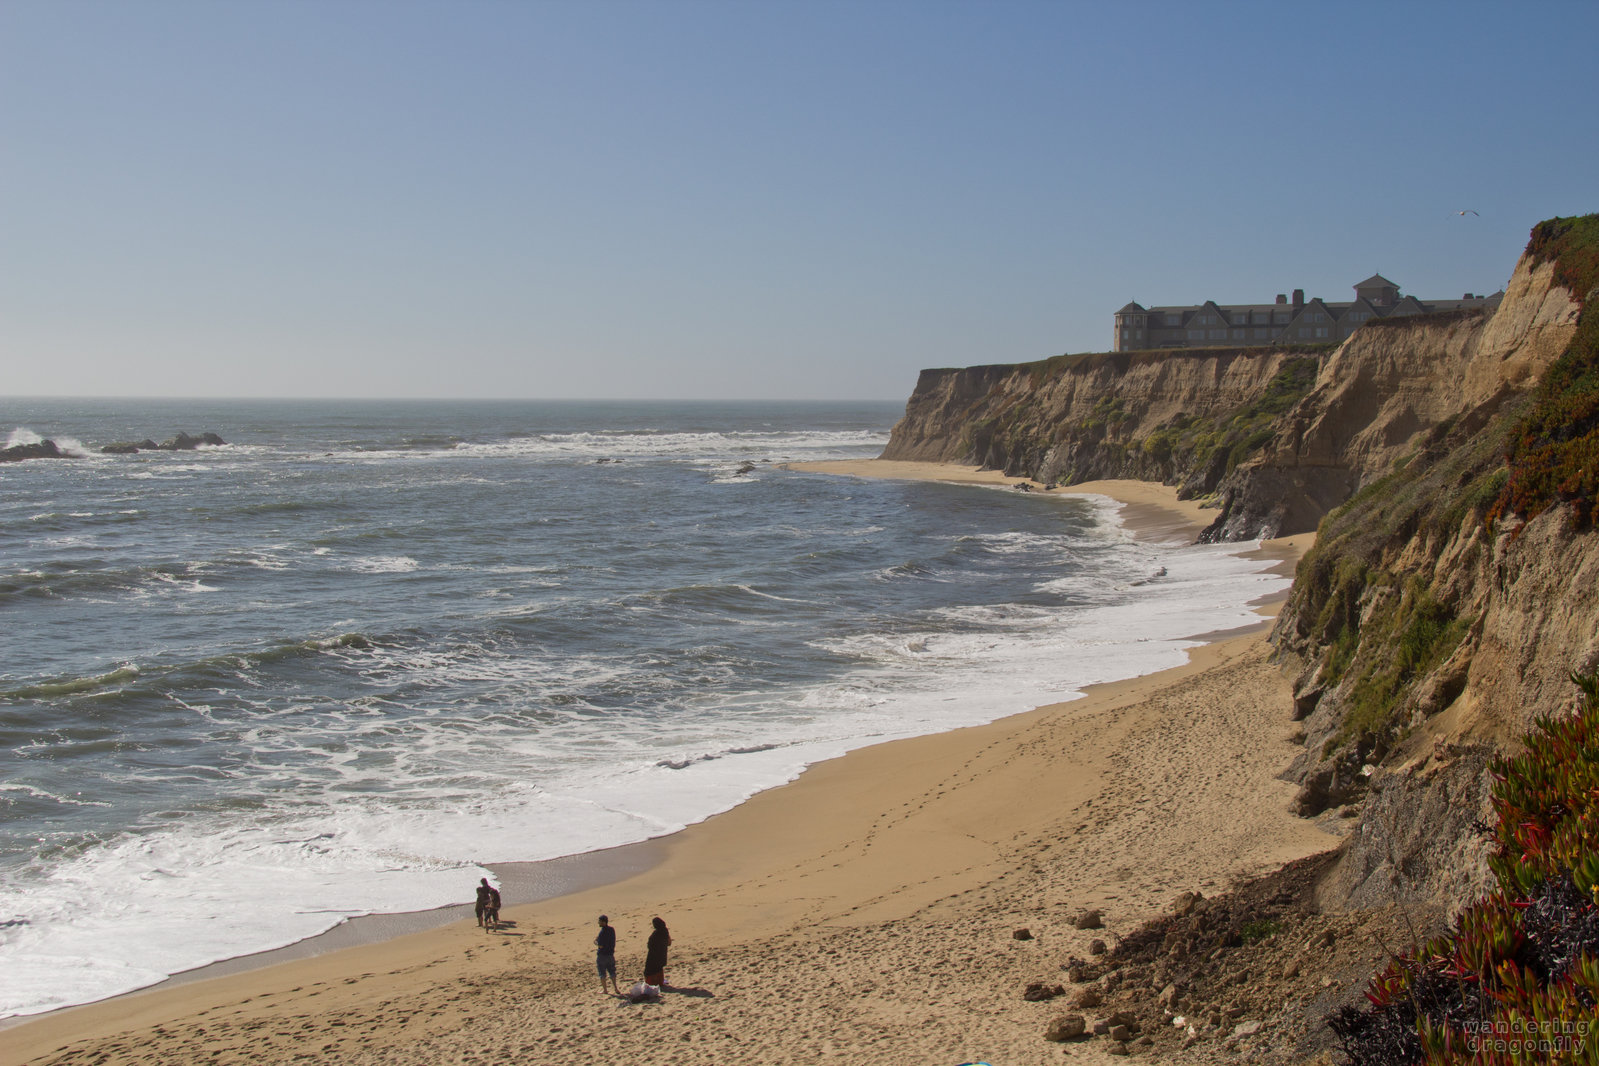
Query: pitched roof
1116,301,1146,313
1354,273,1399,289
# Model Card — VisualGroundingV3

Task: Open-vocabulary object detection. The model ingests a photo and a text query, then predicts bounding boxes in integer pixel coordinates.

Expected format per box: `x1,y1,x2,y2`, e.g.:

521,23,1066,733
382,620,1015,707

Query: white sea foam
139,572,221,595
346,555,420,573
0,818,478,1017
310,428,890,466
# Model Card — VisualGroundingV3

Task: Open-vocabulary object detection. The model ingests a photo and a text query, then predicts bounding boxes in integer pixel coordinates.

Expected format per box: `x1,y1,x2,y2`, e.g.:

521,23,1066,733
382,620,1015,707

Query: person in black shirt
474,878,496,928
485,884,501,930
595,914,619,995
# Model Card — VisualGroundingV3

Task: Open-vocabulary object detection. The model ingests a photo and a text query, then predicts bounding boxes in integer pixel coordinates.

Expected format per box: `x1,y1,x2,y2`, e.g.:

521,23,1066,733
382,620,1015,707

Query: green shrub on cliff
1334,583,1470,751
1491,214,1599,532
1125,356,1320,479
1287,404,1508,760
1331,671,1599,1065
960,347,1323,486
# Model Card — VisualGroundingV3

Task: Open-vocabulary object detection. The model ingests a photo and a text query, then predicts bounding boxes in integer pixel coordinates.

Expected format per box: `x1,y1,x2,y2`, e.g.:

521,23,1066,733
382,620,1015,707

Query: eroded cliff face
1276,492,1599,915
882,348,1322,499
1201,255,1580,540
1267,219,1599,917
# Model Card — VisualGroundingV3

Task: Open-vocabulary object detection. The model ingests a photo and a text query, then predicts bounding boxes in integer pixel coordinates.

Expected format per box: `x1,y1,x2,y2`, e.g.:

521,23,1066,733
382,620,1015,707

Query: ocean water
0,398,1288,1019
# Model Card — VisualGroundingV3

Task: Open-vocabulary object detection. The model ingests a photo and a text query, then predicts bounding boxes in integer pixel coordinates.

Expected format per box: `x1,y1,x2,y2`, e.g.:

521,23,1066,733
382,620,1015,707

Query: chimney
1292,289,1304,308
1275,294,1287,305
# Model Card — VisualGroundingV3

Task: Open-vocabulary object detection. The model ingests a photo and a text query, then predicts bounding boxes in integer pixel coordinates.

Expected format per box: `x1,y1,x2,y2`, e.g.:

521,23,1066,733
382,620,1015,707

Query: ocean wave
0,633,382,706
2,665,141,701
0,552,298,605
875,560,941,581
4,428,93,457
26,510,142,526
307,427,890,464
954,529,1079,557
0,783,113,809
655,741,784,770
345,555,420,573
622,581,803,615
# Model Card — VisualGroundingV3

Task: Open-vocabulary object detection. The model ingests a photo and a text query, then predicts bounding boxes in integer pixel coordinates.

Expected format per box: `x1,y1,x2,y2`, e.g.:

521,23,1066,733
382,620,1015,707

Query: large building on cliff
1111,274,1504,352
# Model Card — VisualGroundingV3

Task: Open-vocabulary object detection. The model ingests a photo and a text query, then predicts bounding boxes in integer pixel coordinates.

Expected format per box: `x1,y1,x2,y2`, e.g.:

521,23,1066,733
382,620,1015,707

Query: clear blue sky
5,0,1596,401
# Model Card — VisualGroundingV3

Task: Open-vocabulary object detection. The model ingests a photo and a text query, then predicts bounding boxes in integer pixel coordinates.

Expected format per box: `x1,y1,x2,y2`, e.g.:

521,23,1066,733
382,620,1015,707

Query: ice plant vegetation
1331,671,1599,1064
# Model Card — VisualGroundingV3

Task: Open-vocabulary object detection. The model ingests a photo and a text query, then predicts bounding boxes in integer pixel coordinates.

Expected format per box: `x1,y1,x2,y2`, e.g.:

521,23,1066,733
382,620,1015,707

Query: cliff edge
881,246,1580,543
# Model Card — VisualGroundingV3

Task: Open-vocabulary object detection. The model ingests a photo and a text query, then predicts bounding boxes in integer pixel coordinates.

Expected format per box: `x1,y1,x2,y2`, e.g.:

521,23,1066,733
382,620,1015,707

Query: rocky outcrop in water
3,431,227,462
1,438,70,463
100,431,227,454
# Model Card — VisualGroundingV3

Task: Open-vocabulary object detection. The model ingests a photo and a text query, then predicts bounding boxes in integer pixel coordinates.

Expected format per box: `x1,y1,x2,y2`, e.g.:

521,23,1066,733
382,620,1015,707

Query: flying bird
1456,210,1479,216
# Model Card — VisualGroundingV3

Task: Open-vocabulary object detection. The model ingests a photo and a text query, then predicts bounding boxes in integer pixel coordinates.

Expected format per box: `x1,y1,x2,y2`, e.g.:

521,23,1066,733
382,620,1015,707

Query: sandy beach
5,465,1331,1066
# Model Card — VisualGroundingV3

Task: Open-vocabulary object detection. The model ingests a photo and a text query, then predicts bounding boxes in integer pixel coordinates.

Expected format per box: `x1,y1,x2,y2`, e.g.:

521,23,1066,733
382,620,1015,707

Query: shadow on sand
662,985,714,999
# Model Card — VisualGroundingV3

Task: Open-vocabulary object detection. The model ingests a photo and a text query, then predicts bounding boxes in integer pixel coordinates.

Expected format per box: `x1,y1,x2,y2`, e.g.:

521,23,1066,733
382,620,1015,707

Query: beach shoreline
5,466,1328,1066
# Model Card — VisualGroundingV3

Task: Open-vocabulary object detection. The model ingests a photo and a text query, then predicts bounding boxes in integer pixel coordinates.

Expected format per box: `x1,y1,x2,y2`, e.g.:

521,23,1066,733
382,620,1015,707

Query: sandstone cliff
1201,254,1580,541
1269,215,1599,918
882,347,1328,503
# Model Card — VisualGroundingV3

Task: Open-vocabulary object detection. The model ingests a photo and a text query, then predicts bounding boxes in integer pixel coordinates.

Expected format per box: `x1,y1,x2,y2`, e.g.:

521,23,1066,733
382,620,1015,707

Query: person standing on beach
474,878,496,928
643,916,671,988
595,915,620,995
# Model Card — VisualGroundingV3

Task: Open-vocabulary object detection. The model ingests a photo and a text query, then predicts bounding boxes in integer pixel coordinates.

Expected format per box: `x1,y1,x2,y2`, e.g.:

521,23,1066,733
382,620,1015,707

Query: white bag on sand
627,981,660,1003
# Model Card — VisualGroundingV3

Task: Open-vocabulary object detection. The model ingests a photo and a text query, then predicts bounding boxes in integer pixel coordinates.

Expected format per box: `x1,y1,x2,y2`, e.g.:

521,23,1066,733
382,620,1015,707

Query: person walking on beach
595,915,620,995
474,878,498,929
643,916,671,988
485,882,501,930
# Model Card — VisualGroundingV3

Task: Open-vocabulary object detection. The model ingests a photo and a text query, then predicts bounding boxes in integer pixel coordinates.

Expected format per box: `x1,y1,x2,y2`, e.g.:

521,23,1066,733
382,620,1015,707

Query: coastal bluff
880,244,1580,543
